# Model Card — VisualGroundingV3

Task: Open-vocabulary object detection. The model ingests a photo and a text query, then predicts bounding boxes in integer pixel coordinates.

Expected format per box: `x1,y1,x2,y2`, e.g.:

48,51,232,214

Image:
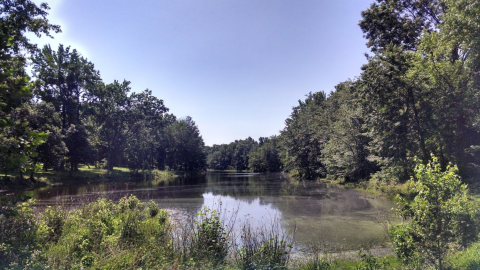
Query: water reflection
31,172,394,250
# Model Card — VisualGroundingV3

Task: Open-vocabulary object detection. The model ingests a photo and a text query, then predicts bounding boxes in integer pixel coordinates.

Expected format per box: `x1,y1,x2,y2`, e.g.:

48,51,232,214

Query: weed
234,217,295,269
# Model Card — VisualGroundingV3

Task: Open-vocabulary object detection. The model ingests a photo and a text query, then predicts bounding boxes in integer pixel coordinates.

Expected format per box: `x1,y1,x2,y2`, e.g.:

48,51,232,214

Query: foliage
0,194,300,269
163,116,207,172
0,192,39,269
359,0,443,53
41,196,172,269
0,0,60,113
248,136,283,172
281,92,327,179
0,0,59,180
321,82,375,181
206,136,258,171
390,157,480,269
191,207,229,264
0,104,49,178
234,218,294,270
446,241,480,270
356,248,390,270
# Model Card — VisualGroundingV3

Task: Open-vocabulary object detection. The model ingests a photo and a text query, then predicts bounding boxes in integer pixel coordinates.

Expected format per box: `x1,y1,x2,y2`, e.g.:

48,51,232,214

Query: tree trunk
107,151,114,171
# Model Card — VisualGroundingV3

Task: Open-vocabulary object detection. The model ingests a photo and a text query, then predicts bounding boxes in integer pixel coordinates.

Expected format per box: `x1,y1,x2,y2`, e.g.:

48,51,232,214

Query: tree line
0,0,207,179
2,0,479,184
207,0,480,184
205,136,282,172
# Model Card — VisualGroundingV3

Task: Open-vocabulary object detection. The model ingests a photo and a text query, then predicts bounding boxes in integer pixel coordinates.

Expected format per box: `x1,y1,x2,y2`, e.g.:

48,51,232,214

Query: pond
32,172,395,252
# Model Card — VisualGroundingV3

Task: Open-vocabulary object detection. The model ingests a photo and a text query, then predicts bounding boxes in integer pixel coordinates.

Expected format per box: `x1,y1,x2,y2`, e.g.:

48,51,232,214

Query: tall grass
3,193,478,269
233,217,295,269
0,194,296,269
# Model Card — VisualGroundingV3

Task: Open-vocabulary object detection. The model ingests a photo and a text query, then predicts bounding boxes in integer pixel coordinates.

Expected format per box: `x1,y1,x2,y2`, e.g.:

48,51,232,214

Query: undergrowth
0,194,295,269
1,192,479,269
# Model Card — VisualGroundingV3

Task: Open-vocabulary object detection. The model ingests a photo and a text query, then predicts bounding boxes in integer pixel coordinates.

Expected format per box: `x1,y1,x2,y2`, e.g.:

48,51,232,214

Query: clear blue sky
29,0,373,146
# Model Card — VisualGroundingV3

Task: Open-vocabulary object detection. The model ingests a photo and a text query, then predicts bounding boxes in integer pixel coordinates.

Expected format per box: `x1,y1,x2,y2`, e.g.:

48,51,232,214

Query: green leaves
390,156,480,269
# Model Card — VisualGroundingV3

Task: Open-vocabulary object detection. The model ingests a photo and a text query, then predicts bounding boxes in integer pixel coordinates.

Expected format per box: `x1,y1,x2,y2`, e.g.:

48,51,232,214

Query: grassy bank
1,194,479,269
207,169,254,173
318,177,410,201
0,165,178,191
0,195,294,269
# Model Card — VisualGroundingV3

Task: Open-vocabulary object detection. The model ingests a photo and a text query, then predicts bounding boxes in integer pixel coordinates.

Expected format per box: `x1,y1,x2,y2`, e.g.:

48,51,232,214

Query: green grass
472,194,480,203
207,169,254,173
1,195,295,269
446,241,480,270
299,256,401,270
318,177,410,201
1,165,177,191
2,193,480,269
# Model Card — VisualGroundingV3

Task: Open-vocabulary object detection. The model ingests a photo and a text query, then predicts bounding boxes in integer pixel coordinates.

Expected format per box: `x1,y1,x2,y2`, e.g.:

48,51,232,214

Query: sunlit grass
1,165,177,191
446,242,480,270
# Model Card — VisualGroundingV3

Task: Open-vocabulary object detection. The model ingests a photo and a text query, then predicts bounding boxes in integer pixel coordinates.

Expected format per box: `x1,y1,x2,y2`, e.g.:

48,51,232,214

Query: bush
446,241,480,270
235,218,294,270
356,248,389,270
0,197,39,268
390,156,480,270
42,196,172,269
191,207,229,264
38,206,65,244
148,200,160,217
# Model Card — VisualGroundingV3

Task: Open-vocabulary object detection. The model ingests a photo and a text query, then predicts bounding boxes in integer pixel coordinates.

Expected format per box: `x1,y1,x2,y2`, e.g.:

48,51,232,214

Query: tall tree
32,44,100,170
248,136,282,173
165,117,206,172
124,89,169,170
89,80,131,170
0,0,60,114
281,92,327,179
412,0,480,178
358,46,434,181
322,82,375,181
32,44,101,129
359,0,444,53
0,0,59,179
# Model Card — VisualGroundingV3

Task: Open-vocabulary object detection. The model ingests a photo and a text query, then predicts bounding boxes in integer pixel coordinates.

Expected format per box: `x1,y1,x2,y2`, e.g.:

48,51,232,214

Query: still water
32,172,395,251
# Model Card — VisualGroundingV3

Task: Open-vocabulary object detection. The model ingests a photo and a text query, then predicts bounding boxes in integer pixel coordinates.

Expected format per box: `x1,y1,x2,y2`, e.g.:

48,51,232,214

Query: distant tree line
207,0,480,184
205,136,282,172
0,0,206,179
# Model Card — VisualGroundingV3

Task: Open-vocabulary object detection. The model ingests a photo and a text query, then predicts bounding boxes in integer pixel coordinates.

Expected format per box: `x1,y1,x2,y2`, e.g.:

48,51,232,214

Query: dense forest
205,136,282,172
0,1,207,179
207,0,480,185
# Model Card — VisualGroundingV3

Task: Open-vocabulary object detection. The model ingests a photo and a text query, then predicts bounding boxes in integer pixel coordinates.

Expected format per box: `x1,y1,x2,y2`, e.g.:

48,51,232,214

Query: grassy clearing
0,165,177,191
207,169,254,173
319,177,410,200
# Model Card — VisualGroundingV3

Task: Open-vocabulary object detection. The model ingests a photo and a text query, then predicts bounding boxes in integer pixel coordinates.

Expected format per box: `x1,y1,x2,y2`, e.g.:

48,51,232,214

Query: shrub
235,218,294,270
148,200,160,217
446,241,480,270
356,248,389,270
191,207,229,264
390,156,480,270
0,197,39,268
120,210,144,244
118,194,142,212
39,206,65,243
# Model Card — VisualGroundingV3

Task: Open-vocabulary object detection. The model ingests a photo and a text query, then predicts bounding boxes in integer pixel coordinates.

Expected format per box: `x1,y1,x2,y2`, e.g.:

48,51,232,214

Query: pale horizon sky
28,0,373,146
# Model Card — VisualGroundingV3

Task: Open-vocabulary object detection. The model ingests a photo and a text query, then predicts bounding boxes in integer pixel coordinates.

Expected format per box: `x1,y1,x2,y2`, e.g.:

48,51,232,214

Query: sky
28,0,373,146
